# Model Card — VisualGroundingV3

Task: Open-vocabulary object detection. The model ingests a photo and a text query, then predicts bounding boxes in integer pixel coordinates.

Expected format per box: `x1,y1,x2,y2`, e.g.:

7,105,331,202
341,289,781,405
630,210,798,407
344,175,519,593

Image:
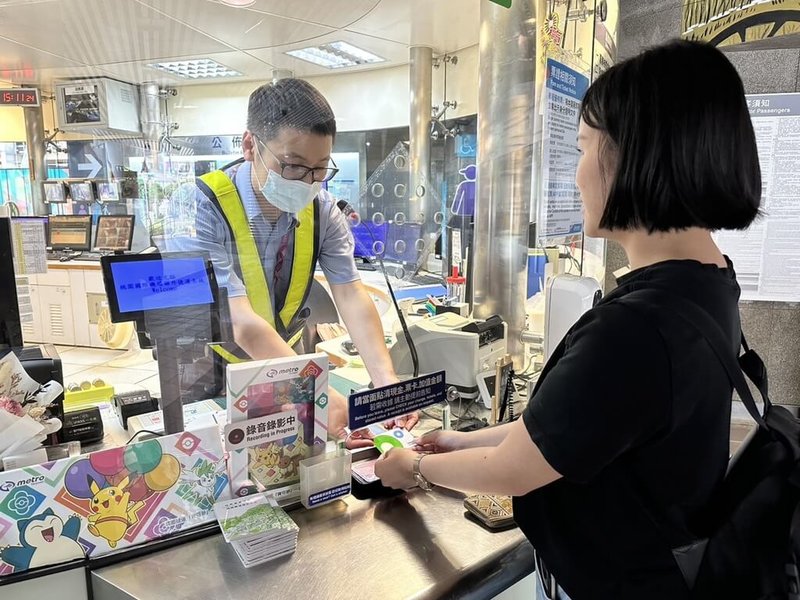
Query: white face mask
254,144,321,214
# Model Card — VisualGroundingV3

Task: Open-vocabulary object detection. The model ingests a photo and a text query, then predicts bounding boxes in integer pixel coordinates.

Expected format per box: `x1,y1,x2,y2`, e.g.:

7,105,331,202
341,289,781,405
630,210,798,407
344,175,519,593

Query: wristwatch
413,454,434,491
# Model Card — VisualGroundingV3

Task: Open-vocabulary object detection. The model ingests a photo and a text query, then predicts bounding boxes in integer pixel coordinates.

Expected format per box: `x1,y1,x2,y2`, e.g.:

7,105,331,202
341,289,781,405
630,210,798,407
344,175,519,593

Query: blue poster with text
545,59,589,99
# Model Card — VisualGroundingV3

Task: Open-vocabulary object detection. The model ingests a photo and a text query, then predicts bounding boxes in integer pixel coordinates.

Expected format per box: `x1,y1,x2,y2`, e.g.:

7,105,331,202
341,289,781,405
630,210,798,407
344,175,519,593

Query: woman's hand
413,429,467,454
374,448,418,489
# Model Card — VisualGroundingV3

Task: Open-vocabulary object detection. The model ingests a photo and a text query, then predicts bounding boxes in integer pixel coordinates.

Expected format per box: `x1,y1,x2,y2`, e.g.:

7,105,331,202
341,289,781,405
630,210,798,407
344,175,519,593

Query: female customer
375,39,761,600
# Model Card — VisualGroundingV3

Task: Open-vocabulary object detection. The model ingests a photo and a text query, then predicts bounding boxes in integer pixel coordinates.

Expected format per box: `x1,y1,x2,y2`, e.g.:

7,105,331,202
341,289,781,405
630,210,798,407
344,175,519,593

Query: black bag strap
617,288,769,430
792,503,800,568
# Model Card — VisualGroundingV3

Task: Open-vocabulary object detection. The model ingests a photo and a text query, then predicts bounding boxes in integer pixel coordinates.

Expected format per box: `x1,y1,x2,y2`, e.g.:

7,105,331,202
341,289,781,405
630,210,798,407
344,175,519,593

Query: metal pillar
409,46,434,229
271,69,294,82
472,0,538,369
139,82,162,173
23,106,47,215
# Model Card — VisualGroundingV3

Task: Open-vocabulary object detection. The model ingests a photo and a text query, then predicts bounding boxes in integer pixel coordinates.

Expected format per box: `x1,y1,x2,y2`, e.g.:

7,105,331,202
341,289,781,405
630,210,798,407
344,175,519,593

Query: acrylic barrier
350,142,448,281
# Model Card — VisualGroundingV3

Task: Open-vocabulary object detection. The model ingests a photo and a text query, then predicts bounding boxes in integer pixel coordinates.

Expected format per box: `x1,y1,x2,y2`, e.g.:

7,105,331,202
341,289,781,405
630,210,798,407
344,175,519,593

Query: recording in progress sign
348,372,446,430
224,409,299,451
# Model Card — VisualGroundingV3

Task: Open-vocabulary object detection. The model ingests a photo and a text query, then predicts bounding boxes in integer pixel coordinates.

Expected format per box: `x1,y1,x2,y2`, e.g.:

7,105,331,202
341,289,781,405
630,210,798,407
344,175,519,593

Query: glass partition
0,1,617,440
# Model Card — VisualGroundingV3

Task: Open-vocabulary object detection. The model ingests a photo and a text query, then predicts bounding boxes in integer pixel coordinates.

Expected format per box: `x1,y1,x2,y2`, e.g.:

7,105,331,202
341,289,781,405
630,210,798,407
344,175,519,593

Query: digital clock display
0,88,40,107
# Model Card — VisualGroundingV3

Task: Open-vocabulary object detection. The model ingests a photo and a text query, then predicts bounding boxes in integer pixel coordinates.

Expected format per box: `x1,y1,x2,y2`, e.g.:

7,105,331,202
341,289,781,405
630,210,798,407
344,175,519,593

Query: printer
390,313,507,401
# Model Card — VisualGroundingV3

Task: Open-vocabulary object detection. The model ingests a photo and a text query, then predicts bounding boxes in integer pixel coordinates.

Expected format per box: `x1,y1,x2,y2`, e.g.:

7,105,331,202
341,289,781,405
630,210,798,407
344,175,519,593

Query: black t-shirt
514,260,742,600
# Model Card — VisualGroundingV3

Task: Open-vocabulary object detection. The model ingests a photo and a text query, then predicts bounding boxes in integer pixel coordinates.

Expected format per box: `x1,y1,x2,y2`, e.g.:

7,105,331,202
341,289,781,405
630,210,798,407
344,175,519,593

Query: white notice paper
10,217,47,275
15,276,33,324
715,93,800,302
538,59,590,244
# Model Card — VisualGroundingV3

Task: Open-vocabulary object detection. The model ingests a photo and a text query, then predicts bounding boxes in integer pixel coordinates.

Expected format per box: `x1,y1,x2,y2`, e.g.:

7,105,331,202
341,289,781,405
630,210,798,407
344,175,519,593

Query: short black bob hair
247,78,336,141
580,40,761,233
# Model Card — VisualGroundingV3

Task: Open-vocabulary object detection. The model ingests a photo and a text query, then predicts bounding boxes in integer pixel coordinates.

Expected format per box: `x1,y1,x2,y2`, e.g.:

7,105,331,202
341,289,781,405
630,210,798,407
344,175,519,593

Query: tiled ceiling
0,0,480,90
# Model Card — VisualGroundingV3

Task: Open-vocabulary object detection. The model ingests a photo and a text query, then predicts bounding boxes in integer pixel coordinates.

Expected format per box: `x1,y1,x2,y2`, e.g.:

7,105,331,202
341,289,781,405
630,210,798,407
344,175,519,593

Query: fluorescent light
286,41,385,69
147,59,242,79
219,0,256,6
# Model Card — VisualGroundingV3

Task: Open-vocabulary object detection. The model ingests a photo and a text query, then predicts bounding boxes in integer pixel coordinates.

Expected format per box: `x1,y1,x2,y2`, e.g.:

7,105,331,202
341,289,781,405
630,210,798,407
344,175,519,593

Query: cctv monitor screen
69,182,95,203
48,215,92,251
103,253,214,321
97,182,120,203
62,83,101,124
94,215,134,251
43,182,67,204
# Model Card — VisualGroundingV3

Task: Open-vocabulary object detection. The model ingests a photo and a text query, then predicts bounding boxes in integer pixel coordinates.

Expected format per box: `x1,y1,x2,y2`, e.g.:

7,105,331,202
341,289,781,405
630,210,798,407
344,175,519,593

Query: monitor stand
135,289,232,435
154,335,183,434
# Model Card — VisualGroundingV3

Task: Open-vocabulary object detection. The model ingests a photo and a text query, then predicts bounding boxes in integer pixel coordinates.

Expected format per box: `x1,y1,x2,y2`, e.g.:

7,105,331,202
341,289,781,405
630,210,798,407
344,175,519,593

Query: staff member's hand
384,411,420,432
373,374,420,432
328,387,374,449
374,447,418,489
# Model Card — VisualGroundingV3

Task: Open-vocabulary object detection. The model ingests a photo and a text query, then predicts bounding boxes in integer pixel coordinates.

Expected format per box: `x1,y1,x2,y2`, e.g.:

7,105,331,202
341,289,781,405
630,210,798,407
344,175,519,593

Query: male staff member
165,79,417,444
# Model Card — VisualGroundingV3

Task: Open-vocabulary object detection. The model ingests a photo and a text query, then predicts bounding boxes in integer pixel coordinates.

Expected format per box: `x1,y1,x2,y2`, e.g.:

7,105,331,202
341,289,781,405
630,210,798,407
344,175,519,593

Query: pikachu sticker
87,477,145,548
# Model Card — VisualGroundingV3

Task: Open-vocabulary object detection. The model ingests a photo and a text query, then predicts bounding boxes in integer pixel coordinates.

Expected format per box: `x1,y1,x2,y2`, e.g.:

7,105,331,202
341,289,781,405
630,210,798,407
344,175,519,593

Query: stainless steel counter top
91,487,534,600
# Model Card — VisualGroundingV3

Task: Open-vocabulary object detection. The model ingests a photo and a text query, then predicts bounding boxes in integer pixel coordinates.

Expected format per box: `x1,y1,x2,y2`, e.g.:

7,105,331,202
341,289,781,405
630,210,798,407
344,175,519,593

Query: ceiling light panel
147,58,242,79
286,41,384,69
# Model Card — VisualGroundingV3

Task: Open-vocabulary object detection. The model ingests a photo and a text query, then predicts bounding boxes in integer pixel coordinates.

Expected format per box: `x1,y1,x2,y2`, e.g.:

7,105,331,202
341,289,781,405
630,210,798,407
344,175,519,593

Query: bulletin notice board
715,93,800,302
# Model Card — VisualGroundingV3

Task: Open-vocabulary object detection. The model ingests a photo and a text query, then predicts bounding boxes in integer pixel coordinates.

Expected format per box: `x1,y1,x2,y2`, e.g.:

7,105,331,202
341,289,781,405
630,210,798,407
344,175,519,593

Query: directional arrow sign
68,142,107,179
78,153,102,178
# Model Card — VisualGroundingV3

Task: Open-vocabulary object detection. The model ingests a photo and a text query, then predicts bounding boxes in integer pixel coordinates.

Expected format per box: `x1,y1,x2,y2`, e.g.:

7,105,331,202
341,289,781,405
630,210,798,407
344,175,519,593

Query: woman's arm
414,422,516,453
376,418,561,496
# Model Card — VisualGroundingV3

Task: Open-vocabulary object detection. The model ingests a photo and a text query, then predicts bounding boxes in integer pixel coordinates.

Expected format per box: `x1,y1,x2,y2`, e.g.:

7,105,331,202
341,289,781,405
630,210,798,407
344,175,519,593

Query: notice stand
347,372,448,433
346,373,448,498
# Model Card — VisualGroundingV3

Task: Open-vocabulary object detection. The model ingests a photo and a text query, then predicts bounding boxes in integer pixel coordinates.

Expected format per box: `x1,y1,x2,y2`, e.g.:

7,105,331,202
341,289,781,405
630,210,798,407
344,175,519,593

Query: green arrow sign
489,0,512,6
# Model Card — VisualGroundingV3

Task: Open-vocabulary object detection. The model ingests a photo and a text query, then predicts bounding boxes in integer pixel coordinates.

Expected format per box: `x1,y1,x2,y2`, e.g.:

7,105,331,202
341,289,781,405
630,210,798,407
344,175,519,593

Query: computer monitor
43,182,67,204
69,181,95,204
48,215,92,251
94,215,135,252
352,222,388,260
97,181,120,203
101,252,216,324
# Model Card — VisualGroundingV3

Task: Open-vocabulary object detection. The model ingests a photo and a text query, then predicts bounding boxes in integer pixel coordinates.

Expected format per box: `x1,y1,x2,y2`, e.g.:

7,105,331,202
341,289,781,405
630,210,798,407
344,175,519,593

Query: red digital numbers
0,88,39,106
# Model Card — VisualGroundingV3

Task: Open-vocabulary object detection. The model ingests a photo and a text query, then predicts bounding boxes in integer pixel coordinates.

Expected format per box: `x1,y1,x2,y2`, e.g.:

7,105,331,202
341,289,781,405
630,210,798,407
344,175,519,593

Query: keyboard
72,253,103,262
410,272,444,286
46,252,102,262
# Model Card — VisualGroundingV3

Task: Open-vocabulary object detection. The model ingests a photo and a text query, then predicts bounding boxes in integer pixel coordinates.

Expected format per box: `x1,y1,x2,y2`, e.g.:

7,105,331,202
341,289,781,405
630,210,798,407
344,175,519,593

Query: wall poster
715,93,800,302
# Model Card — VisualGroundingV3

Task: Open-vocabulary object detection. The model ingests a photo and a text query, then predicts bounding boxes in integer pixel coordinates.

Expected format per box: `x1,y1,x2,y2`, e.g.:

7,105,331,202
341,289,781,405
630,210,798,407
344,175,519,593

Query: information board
537,59,590,243
715,93,800,302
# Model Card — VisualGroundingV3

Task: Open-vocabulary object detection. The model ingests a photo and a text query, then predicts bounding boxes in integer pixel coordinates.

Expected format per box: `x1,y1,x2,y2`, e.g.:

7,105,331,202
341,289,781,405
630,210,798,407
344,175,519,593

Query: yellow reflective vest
197,164,319,347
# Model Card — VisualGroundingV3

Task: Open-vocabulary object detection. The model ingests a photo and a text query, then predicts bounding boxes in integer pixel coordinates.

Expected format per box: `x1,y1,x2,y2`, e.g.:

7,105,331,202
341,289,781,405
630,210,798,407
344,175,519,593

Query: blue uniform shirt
160,161,359,311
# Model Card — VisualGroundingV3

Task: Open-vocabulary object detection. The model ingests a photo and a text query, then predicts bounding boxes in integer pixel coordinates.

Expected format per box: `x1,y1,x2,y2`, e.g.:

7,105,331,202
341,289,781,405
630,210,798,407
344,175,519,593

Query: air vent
49,303,64,337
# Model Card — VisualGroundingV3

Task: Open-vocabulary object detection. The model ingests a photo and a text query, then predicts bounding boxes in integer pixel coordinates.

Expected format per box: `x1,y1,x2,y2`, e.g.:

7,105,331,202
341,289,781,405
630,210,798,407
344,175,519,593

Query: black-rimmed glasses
258,139,339,183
